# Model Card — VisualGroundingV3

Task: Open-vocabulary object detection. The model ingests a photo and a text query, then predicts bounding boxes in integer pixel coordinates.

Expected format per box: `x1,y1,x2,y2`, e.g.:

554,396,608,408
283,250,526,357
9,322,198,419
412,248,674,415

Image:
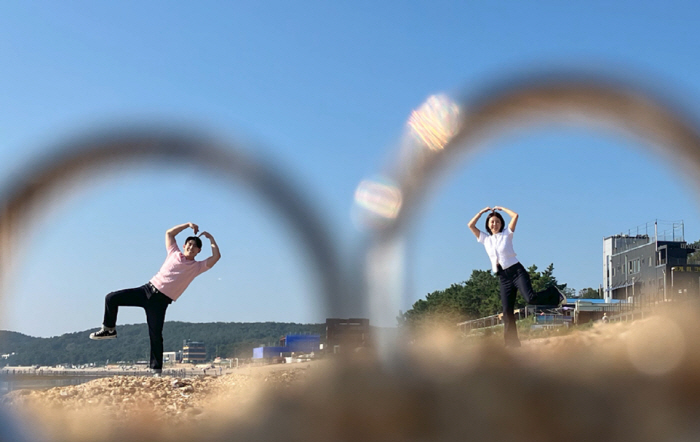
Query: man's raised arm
198,231,221,268
165,222,199,250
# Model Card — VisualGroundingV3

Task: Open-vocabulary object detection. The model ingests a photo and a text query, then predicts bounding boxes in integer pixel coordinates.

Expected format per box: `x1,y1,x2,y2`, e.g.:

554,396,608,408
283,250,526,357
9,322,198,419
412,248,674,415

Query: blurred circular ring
0,128,346,317
365,74,700,324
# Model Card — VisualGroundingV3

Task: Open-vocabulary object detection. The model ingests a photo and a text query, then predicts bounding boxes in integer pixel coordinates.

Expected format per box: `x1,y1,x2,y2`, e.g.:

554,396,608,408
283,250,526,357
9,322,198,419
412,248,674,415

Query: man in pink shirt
89,222,221,375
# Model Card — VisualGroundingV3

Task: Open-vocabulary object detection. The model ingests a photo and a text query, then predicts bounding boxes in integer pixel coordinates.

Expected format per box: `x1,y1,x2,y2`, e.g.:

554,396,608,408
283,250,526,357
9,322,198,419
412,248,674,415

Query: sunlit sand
3,305,700,442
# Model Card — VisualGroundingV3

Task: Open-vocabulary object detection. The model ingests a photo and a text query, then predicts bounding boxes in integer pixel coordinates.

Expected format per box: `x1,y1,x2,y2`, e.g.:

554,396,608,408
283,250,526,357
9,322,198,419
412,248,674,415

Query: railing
601,290,697,321
457,289,699,334
457,313,502,334
0,367,204,380
457,309,529,334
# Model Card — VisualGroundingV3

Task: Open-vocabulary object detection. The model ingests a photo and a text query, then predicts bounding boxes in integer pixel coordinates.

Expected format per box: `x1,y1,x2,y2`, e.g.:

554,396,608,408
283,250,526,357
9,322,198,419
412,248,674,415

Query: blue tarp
535,315,573,324
252,346,287,359
253,334,322,358
284,335,320,353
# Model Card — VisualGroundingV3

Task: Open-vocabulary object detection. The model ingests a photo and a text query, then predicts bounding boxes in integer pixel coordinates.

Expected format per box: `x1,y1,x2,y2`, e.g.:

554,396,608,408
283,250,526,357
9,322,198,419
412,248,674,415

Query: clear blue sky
2,1,700,337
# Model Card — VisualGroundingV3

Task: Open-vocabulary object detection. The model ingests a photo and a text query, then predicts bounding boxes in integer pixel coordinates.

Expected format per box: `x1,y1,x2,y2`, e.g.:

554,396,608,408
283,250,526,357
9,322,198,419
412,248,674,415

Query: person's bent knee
105,291,120,304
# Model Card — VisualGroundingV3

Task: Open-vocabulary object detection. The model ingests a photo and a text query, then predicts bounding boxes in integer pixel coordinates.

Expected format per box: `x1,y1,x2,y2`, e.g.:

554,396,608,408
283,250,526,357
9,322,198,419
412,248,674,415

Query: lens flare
354,178,402,220
625,316,686,376
407,94,461,151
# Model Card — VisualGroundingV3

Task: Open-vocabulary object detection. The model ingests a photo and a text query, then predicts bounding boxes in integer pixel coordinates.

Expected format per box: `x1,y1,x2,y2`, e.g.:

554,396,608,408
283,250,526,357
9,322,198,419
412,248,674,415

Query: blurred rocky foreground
4,304,700,442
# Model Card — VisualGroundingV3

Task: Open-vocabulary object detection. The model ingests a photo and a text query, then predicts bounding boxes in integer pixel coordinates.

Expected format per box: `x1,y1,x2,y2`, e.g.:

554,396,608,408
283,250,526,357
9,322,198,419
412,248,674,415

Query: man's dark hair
485,211,506,235
185,236,203,249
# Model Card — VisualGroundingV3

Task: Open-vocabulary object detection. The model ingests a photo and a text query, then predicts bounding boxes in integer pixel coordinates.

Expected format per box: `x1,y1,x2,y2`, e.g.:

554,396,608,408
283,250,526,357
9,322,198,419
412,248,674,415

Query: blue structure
281,334,321,353
252,334,321,359
534,314,573,325
253,346,287,359
565,298,624,304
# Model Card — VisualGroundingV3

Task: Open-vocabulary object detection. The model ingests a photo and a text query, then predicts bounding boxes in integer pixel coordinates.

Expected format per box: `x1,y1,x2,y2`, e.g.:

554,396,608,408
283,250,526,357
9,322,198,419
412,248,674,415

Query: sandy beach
3,308,700,442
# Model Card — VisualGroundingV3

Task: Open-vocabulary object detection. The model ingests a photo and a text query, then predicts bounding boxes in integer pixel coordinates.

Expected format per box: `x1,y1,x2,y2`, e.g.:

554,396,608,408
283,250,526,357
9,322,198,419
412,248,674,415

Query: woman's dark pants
102,283,172,370
497,263,558,347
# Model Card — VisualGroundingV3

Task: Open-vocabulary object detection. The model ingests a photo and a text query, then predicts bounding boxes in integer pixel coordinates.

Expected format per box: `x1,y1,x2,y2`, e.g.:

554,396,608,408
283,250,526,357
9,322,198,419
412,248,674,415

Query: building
280,334,321,353
325,318,370,354
252,346,288,359
252,320,370,360
252,334,321,360
603,221,698,302
162,351,178,365
182,340,206,363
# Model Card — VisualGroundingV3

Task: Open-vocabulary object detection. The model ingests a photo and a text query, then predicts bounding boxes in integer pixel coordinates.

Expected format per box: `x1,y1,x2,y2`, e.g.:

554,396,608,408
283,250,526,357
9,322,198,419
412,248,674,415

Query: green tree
527,263,567,292
577,287,602,298
399,263,567,328
686,240,700,264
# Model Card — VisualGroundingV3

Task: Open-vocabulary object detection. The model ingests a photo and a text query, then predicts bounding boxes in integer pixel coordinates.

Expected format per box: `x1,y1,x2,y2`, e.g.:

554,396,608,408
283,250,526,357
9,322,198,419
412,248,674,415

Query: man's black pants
102,283,172,370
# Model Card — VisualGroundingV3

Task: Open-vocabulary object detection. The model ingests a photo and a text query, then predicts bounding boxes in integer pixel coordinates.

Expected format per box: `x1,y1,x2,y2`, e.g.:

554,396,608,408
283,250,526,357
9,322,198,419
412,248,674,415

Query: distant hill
0,330,35,350
0,321,325,366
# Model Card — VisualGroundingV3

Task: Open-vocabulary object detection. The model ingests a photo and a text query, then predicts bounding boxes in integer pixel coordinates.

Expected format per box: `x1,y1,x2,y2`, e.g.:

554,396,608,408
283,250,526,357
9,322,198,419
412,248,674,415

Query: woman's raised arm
468,207,492,239
494,206,518,232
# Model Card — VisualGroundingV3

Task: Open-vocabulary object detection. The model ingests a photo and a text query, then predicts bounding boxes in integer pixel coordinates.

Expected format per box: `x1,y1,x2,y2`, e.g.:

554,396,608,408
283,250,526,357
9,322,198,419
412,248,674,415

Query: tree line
397,263,601,328
0,321,325,367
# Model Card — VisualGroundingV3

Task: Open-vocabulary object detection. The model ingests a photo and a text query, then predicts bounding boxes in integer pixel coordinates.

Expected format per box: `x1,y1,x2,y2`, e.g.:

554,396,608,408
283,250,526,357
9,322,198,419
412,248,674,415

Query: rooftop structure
603,220,698,302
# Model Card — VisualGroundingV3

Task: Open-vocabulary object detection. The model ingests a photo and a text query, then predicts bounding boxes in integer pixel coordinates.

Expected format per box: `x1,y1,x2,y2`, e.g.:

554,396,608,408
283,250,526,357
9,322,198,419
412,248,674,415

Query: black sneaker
89,328,117,340
556,287,568,306
539,286,566,306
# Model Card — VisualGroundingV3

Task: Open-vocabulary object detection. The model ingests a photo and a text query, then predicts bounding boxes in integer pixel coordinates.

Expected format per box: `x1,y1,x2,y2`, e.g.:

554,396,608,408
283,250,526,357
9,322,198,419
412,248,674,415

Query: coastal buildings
603,221,698,302
324,318,370,353
252,333,321,360
182,340,206,364
162,352,178,365
251,318,372,360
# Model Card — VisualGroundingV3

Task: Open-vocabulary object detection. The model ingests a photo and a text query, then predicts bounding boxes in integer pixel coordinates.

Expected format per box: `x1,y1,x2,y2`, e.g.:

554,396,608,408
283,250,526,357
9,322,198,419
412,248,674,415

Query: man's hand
166,222,200,250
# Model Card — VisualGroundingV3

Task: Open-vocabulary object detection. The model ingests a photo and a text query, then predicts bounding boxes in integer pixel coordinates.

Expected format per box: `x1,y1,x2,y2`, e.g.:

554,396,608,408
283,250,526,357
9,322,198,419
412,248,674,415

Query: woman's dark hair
185,236,203,249
485,211,505,235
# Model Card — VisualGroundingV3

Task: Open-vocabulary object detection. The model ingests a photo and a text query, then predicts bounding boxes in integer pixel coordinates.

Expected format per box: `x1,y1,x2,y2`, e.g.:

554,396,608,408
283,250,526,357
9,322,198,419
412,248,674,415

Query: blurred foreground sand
3,304,700,442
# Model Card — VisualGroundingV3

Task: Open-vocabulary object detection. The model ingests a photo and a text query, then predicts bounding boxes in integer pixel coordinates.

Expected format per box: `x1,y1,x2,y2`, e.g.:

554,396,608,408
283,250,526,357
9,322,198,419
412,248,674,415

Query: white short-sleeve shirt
477,227,519,273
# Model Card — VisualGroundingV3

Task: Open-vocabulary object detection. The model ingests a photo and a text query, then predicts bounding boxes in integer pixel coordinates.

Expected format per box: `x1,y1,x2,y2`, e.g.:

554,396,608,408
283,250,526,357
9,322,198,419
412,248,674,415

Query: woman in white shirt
468,206,562,347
